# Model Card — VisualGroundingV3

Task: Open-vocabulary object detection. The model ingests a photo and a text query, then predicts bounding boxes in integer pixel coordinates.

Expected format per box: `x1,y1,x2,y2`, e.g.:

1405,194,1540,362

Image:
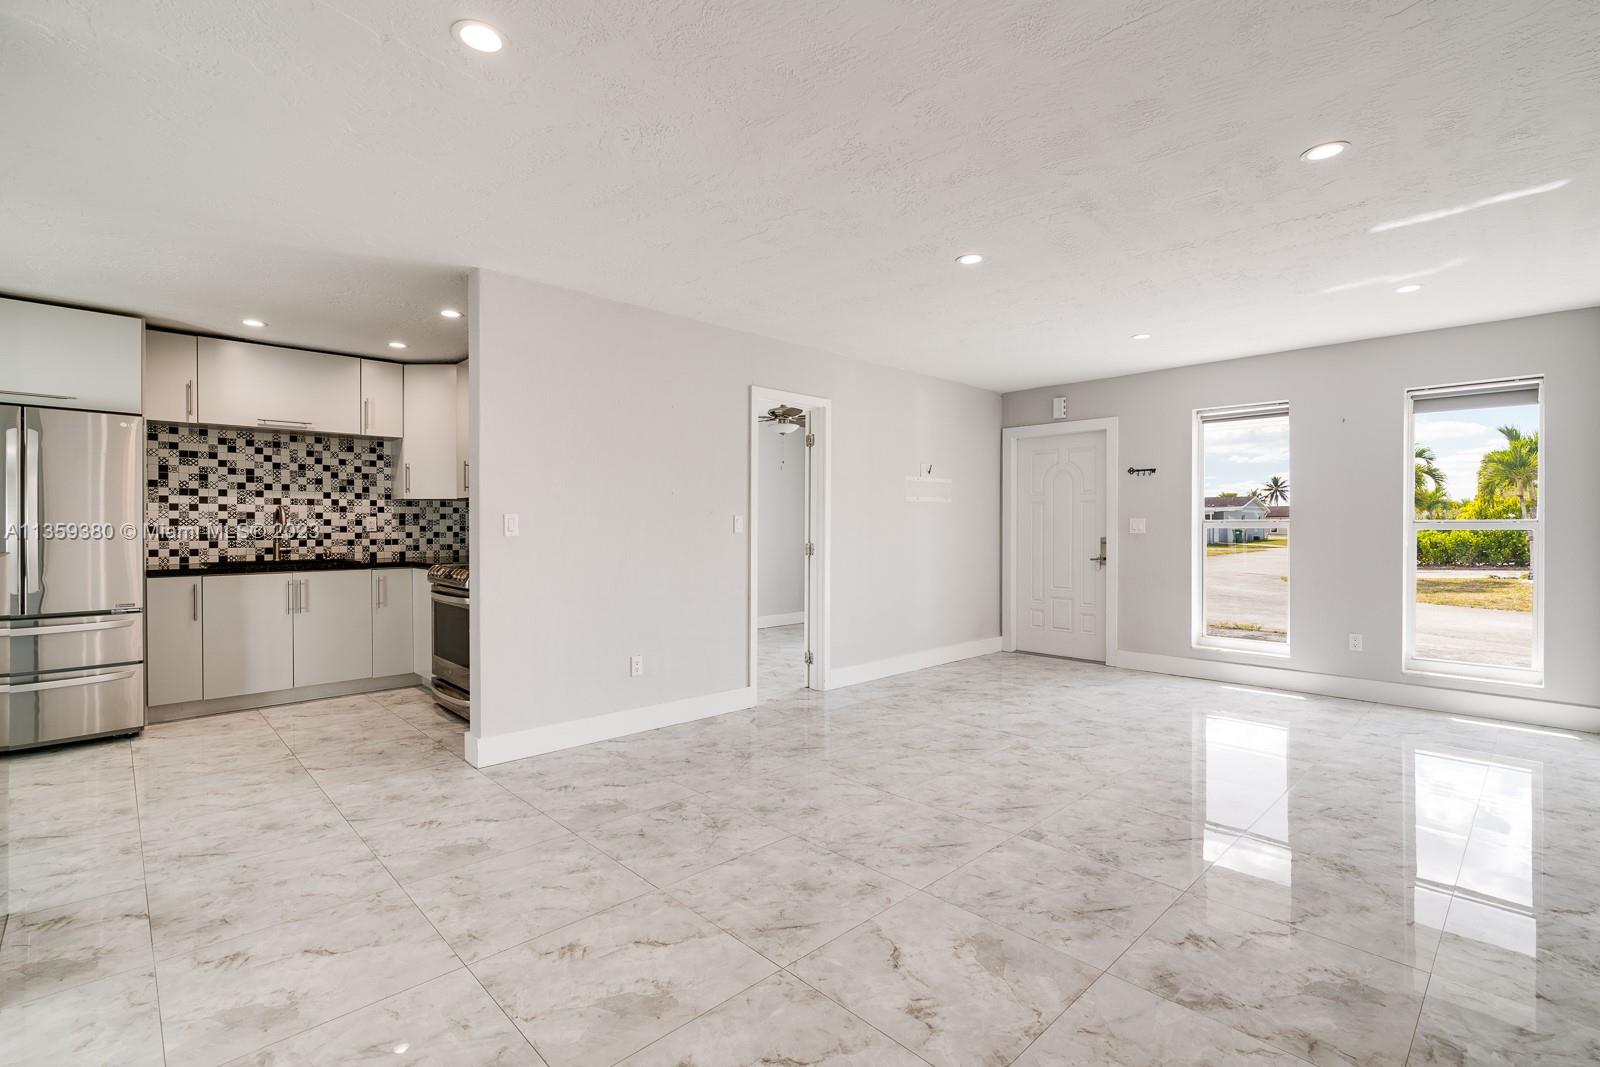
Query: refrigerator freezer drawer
0,613,143,675
0,664,144,751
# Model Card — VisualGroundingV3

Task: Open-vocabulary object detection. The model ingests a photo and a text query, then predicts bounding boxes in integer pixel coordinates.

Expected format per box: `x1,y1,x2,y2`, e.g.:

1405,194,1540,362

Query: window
1405,378,1542,683
1195,404,1290,652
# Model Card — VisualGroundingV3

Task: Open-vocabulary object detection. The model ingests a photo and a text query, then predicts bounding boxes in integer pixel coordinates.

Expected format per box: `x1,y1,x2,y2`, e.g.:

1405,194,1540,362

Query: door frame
749,385,832,696
1002,418,1120,659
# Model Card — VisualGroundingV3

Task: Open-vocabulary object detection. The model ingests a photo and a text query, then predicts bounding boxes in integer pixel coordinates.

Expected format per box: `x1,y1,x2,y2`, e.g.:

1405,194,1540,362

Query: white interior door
1016,431,1106,660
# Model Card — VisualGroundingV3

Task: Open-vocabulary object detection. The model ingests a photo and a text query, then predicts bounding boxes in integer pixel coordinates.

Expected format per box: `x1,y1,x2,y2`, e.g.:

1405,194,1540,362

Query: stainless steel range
427,562,469,720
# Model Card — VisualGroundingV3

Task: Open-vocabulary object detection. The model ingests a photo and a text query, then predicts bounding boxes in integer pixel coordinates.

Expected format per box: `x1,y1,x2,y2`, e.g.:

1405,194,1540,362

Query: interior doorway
1003,419,1120,662
749,386,830,701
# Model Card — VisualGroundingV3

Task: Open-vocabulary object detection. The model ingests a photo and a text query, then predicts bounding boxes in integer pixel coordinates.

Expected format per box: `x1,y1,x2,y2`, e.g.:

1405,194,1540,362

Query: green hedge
1416,529,1529,566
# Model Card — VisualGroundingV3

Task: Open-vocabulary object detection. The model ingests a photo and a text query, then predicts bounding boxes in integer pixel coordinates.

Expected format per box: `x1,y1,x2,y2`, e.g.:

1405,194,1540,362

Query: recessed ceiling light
439,308,462,319
1394,284,1423,294
451,19,503,53
1131,333,1152,341
241,318,266,328
955,253,984,266
1300,141,1349,162
388,341,407,349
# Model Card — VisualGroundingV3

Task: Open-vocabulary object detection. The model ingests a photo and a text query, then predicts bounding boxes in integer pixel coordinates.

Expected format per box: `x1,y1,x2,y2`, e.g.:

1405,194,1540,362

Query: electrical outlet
1348,633,1364,652
630,655,644,677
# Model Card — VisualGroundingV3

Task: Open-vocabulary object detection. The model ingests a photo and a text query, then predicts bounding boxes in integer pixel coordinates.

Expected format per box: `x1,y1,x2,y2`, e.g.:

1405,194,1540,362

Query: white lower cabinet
371,569,413,677
146,575,203,706
291,570,374,687
202,573,295,700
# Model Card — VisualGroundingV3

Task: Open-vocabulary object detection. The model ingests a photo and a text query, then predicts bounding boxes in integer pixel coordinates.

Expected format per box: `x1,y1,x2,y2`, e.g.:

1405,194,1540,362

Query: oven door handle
431,591,470,609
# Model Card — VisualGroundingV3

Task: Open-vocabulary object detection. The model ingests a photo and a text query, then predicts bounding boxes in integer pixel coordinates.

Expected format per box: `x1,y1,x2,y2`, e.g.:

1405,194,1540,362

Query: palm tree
1414,445,1447,515
1259,476,1289,505
1478,427,1538,518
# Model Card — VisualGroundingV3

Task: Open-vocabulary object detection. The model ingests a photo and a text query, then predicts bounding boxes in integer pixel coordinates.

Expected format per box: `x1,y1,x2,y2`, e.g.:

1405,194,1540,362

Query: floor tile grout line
130,736,172,1067
1400,761,1495,1063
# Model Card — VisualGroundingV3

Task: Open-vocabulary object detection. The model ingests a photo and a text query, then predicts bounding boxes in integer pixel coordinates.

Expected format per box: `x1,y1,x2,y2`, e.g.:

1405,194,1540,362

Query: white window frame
1403,377,1544,686
1193,402,1291,656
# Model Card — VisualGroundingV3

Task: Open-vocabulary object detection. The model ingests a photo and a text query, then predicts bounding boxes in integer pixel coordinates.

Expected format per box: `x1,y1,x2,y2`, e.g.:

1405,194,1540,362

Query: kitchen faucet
271,504,289,561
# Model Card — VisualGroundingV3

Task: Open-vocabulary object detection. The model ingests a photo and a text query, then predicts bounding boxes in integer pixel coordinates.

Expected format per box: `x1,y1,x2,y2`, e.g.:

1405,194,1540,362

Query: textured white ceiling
1,0,1595,387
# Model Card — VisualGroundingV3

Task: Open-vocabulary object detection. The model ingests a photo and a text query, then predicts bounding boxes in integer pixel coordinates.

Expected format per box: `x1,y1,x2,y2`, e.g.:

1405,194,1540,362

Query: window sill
1403,662,1545,690
1192,640,1291,660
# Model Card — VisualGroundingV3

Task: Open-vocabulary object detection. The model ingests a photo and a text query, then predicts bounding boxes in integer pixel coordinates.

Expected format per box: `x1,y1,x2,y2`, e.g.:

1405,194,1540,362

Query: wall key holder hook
1127,466,1157,476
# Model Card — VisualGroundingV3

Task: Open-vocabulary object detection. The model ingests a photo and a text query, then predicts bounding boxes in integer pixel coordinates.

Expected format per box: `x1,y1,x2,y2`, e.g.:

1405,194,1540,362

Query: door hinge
804,542,814,557
804,650,814,665
804,433,815,447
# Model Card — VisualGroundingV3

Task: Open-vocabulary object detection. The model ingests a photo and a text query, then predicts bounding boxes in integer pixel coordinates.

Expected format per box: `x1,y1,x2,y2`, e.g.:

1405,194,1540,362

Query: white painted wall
469,270,1000,762
757,421,807,622
1002,308,1600,716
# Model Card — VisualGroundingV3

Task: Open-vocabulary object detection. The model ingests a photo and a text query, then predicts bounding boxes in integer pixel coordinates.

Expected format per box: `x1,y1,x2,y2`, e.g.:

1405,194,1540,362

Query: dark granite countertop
146,555,464,578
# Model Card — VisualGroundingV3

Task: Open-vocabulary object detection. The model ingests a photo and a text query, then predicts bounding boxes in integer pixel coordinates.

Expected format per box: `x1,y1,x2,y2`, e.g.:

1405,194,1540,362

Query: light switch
733,515,745,533
1129,517,1148,534
503,513,520,537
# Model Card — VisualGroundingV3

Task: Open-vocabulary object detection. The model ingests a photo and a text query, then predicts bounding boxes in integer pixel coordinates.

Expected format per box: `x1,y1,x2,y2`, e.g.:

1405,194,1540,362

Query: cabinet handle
301,579,310,613
404,463,411,493
287,579,294,614
0,389,75,400
258,418,312,428
363,398,370,433
191,582,198,621
185,380,194,419
463,460,469,491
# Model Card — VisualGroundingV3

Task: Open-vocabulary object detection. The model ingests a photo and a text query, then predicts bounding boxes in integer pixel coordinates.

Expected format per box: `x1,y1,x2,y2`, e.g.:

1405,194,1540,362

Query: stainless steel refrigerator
1,405,145,750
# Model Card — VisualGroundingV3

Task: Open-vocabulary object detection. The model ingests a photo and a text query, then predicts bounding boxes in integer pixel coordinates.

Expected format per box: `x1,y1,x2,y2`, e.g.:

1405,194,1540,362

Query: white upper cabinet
197,337,361,434
144,330,198,424
360,359,404,438
0,296,141,414
400,363,459,499
455,359,469,497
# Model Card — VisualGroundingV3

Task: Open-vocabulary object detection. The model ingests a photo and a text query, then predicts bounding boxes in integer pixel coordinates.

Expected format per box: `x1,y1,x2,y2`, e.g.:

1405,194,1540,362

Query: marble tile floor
2,655,1599,1065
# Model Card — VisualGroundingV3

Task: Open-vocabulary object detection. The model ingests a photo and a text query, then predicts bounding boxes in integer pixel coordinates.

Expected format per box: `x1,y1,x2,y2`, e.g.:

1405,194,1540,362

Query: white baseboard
757,612,805,629
465,686,756,768
1109,650,1600,734
826,636,1003,690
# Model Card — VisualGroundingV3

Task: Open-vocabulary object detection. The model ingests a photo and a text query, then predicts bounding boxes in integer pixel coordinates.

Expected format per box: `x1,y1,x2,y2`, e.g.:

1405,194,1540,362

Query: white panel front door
1016,431,1106,660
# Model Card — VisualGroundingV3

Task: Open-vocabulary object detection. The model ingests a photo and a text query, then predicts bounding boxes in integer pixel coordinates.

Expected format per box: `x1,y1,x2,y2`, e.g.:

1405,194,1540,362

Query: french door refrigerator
1,404,145,750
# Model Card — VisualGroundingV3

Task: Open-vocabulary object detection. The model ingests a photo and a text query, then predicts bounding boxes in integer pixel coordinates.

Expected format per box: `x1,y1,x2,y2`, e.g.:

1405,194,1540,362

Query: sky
1201,405,1538,503
1413,403,1538,500
1202,415,1289,498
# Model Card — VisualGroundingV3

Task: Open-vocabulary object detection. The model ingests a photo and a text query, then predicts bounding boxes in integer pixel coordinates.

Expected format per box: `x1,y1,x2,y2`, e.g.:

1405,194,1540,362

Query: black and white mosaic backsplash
146,423,467,569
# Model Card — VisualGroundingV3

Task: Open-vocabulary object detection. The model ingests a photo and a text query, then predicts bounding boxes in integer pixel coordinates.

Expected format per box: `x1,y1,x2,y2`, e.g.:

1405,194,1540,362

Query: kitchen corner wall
145,423,468,568
469,269,1001,765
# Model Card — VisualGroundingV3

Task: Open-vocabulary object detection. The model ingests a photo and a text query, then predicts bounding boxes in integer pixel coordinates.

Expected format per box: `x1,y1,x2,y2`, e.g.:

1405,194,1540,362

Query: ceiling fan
758,404,807,435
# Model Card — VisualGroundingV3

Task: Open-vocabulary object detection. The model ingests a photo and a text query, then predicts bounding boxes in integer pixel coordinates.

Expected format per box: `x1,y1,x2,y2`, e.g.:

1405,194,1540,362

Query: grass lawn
1205,538,1288,557
1416,576,1533,612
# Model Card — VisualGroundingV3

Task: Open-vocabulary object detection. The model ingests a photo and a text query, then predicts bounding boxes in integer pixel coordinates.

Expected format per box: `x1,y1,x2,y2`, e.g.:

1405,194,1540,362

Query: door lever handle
1090,535,1108,565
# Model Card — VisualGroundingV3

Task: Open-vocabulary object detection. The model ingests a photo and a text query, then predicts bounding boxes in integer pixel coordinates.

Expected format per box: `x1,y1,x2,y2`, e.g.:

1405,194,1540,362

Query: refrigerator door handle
23,427,40,598
3,425,17,610
1,617,138,638
1,669,137,694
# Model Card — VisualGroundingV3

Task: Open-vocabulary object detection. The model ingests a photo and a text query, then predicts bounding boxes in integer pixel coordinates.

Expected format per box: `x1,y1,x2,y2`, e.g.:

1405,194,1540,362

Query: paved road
1206,549,1532,666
